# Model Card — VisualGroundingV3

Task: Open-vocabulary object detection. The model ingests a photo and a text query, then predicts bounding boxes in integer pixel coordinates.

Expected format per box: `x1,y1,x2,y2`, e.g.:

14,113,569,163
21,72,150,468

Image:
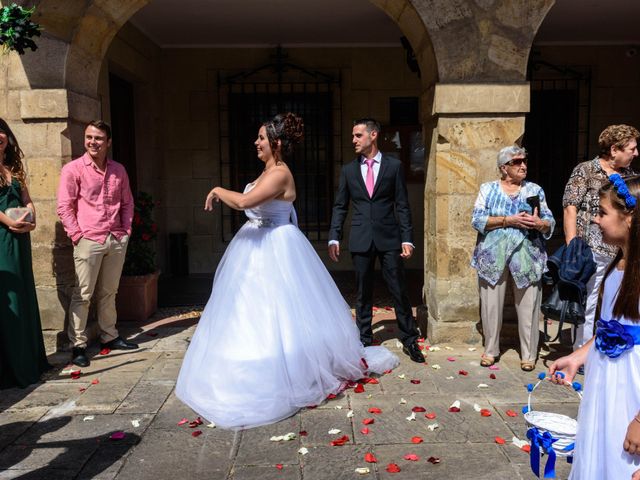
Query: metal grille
217,49,341,242
524,61,591,228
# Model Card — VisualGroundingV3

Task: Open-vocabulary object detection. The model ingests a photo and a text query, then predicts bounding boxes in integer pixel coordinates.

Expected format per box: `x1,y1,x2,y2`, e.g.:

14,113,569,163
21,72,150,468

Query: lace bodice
243,183,297,227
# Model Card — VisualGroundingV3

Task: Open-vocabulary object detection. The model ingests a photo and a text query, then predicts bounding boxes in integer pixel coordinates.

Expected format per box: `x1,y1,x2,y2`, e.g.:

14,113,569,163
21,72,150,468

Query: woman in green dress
0,118,50,389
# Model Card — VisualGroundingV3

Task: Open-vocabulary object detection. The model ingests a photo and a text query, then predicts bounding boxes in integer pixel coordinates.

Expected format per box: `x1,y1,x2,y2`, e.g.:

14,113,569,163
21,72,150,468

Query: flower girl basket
524,374,582,478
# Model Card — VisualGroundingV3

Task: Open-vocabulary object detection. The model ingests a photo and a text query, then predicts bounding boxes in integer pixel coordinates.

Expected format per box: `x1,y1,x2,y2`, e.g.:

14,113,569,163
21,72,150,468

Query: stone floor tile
2,383,84,410
300,445,376,480
72,383,136,414
115,382,174,414
231,465,301,480
76,444,135,480
140,358,183,382
235,417,301,466
300,407,354,447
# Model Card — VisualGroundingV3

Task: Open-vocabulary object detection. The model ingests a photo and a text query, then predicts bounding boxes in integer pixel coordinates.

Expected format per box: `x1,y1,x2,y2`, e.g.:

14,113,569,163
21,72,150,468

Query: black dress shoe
101,337,139,350
71,347,90,367
402,342,426,363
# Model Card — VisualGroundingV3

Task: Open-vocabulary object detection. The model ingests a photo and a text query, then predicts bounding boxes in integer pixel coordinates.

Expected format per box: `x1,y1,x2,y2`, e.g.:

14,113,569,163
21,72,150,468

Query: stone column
419,83,530,343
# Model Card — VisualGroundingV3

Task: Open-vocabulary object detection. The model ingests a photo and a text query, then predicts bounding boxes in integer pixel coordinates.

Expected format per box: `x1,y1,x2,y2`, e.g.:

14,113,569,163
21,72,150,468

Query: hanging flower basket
0,4,41,55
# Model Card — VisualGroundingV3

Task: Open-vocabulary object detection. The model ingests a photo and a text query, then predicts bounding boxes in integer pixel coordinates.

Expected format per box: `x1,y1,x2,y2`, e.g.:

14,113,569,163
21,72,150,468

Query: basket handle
527,374,583,414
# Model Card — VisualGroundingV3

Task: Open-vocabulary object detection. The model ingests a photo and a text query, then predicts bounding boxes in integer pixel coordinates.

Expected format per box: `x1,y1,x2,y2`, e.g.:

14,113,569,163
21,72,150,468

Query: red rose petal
411,436,423,444
364,452,377,463
177,418,189,426
425,412,437,419
326,393,337,400
403,454,420,461
360,427,370,435
299,430,308,436
384,306,393,311
79,387,86,393
276,464,283,470
362,377,379,384
418,345,425,350
191,430,202,437
99,348,111,355
480,409,492,417
447,357,456,362
448,407,460,413
91,379,99,385
361,357,369,369
386,463,401,473
362,418,375,425
354,384,365,393
368,407,382,414
521,445,531,453
458,370,468,376
330,435,350,446
427,456,441,464
417,337,425,343
110,431,125,441
505,409,518,417
495,436,506,445
70,370,81,380
146,332,159,337
412,406,426,413
410,379,421,384
383,369,393,374
489,373,497,379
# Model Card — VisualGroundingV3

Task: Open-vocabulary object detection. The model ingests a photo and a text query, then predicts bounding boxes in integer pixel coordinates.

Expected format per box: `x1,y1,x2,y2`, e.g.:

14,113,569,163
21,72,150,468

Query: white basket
524,377,582,457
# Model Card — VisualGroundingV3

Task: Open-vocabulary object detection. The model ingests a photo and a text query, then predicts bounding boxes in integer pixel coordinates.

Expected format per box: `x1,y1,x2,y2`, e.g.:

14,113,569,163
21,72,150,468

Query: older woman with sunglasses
471,146,555,371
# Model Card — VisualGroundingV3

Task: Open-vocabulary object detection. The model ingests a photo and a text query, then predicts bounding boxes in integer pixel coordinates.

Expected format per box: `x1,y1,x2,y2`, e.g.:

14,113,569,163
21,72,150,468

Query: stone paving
0,310,581,480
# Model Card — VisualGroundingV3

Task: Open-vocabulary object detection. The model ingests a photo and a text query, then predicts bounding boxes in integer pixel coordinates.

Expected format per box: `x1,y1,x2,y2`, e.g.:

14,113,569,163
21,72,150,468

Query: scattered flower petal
488,365,500,371
298,447,309,455
327,393,337,400
360,427,370,435
386,463,401,473
458,370,468,376
355,467,370,475
410,379,421,384
362,377,379,384
82,416,94,422
71,370,82,380
334,405,343,410
276,464,283,470
347,410,354,418
403,454,420,461
505,410,518,417
354,384,365,393
362,418,375,425
477,383,489,388
206,422,216,428
521,445,531,453
427,422,439,431
473,404,481,412
468,347,477,352
445,346,454,351
399,398,407,405
430,346,441,352
131,419,140,428
431,364,441,370
91,378,99,385
425,412,437,419
177,418,189,426
191,430,202,437
448,400,461,412
447,357,456,362
445,376,454,380
512,436,529,449
489,373,497,380
368,407,382,414
328,428,341,435
406,412,416,421
99,348,111,355
480,409,492,417
364,452,377,463
397,374,406,379
411,436,423,444
330,435,350,446
110,431,125,441
412,406,426,412
270,432,297,442
299,430,307,436
396,341,403,349
427,456,441,464
495,436,506,445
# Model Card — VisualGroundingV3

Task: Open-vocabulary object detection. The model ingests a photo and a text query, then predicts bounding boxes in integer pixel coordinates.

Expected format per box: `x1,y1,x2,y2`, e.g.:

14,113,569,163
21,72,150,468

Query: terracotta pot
116,270,160,322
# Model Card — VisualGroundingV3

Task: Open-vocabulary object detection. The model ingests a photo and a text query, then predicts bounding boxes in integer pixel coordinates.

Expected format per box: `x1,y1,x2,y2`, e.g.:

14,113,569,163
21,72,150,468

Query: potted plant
116,191,160,322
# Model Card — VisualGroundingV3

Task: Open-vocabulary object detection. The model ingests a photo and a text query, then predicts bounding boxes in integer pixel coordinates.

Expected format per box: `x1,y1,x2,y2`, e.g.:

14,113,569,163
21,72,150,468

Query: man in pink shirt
57,120,138,367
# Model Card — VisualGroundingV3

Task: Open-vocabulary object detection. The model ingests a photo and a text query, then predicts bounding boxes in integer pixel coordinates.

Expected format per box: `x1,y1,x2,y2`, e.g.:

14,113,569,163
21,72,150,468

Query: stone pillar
420,83,530,343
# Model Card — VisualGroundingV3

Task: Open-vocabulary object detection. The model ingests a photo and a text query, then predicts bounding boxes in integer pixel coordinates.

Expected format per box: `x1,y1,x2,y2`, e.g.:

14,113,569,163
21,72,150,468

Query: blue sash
595,320,640,358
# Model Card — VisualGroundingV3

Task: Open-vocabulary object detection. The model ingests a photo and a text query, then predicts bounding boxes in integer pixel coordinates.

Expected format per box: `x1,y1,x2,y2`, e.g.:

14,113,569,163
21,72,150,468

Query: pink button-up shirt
57,153,134,244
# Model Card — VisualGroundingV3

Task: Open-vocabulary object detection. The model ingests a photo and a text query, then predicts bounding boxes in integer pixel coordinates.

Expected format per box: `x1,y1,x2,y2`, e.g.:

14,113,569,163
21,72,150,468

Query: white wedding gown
176,185,399,430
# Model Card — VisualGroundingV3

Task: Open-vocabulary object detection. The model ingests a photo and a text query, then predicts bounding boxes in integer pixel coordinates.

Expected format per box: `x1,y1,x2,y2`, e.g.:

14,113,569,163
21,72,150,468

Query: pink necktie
365,158,375,197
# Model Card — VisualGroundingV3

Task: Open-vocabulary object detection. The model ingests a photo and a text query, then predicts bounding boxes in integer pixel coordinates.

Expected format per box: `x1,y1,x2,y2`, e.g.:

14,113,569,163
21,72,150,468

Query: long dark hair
598,174,640,321
263,112,304,162
0,118,26,188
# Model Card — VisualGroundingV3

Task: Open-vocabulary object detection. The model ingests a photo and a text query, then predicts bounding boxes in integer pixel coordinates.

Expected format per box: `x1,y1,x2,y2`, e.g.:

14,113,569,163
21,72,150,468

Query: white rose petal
512,436,529,449
334,405,343,410
355,467,370,475
406,412,416,421
207,422,216,428
328,428,341,435
430,346,441,352
468,347,477,352
82,416,94,422
473,403,481,412
347,410,354,418
399,398,407,405
477,383,489,388
449,400,461,410
445,346,454,351
298,447,309,455
445,376,454,380
431,364,441,370
131,419,141,428
397,373,406,379
427,422,440,431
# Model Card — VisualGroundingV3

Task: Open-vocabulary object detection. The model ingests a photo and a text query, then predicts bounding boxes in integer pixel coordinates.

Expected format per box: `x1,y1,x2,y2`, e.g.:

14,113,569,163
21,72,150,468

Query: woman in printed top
471,146,555,371
550,174,640,480
563,124,638,350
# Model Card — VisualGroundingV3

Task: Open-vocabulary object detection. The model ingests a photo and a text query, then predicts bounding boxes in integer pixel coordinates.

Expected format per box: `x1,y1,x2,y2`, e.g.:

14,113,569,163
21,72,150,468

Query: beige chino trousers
68,234,128,348
479,271,542,362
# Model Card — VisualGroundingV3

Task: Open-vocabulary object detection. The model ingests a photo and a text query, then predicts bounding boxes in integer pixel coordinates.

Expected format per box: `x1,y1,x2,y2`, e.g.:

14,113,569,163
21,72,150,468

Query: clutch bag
5,207,34,223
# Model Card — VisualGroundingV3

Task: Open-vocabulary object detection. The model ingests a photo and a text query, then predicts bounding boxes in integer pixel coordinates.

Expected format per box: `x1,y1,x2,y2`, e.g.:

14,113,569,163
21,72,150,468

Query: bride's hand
205,188,220,211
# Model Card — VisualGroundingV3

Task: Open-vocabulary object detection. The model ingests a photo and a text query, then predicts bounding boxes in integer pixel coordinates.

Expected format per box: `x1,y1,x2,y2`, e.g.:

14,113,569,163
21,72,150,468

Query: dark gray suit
329,154,418,346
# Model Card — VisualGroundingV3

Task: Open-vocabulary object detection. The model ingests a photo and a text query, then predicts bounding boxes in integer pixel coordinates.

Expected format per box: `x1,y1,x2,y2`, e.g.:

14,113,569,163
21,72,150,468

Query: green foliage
122,191,158,276
0,4,41,55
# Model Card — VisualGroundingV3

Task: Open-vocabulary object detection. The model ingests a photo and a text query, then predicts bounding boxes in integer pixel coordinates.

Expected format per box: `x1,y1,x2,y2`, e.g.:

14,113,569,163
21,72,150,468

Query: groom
328,118,424,363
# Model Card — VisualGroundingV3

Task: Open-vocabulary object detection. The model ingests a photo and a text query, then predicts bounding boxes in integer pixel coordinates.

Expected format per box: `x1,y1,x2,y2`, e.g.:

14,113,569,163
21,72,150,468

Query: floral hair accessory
609,173,637,209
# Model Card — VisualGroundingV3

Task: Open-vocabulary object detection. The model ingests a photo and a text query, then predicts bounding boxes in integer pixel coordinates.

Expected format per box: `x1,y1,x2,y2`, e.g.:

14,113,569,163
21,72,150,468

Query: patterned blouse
562,158,636,258
471,180,556,288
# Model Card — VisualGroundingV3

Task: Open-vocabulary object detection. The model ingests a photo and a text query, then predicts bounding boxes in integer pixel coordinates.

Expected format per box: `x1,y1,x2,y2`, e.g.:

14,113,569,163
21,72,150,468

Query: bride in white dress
176,113,398,430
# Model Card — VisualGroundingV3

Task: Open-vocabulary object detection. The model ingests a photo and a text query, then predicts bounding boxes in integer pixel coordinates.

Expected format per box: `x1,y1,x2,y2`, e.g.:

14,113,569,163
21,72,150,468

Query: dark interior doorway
109,73,138,194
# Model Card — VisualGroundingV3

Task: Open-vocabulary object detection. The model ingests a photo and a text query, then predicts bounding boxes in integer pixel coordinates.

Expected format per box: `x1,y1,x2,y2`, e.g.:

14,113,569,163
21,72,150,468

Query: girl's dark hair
263,112,304,161
0,118,26,188
597,174,640,321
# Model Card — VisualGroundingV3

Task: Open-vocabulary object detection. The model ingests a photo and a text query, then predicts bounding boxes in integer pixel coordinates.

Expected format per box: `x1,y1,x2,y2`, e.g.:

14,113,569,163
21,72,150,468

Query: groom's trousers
351,245,418,347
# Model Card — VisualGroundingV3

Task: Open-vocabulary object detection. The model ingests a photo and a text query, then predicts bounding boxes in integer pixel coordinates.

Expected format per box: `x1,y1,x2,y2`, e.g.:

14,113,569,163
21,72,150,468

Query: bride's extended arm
205,170,288,211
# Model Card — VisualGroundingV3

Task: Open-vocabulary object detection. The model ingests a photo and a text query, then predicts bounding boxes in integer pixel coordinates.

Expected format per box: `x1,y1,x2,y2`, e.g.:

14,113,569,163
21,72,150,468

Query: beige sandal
520,361,535,372
480,354,496,367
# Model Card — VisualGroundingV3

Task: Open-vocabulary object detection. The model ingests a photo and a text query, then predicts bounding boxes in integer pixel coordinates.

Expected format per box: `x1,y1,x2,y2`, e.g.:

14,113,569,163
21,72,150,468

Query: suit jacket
329,154,413,253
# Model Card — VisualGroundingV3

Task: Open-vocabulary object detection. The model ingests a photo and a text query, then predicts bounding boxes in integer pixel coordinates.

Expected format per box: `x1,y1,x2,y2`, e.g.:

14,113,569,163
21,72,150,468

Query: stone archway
0,0,557,348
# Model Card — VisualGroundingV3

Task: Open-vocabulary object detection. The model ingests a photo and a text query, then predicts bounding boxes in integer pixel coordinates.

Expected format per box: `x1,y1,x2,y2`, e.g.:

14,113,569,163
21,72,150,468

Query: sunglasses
506,157,527,166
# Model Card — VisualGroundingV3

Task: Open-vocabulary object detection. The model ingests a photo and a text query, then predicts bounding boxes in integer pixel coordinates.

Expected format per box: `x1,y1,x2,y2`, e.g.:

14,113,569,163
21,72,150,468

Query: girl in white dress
550,174,640,479
176,113,398,430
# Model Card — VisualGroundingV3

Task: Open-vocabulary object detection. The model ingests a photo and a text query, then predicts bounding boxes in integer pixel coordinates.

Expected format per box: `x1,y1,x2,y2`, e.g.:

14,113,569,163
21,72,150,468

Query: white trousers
573,250,613,350
479,271,542,362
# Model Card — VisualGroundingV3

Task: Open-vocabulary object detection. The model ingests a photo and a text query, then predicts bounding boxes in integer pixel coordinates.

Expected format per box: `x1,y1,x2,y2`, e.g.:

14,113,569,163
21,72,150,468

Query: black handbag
540,283,585,344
